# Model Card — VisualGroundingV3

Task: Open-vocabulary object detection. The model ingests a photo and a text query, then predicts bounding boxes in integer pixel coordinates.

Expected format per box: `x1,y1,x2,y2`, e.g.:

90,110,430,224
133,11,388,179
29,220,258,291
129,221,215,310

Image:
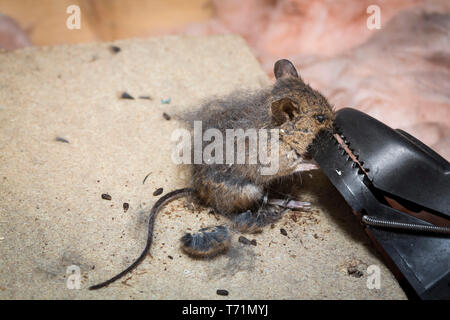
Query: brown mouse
89,59,335,290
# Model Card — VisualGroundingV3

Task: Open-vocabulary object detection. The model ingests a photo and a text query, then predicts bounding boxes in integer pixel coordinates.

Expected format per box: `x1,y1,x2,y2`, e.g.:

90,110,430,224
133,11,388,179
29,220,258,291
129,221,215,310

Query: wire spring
362,215,450,235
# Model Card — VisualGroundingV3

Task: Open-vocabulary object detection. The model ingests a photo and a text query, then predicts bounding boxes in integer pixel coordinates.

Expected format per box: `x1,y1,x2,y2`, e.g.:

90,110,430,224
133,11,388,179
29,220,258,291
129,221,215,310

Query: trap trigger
308,108,450,300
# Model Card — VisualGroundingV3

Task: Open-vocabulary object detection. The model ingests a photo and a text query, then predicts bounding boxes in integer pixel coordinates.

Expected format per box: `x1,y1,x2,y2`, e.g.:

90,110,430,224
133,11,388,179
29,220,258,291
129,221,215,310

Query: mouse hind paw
233,210,264,233
180,225,231,258
233,207,284,233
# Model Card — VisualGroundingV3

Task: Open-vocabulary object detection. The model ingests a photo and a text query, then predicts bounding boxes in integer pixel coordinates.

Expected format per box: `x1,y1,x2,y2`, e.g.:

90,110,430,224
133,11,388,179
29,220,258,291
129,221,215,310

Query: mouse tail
89,187,193,290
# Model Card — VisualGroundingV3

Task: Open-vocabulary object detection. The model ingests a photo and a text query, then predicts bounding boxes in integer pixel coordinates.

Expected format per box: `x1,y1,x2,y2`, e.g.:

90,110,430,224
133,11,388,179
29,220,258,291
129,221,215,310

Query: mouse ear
274,59,298,79
271,97,297,125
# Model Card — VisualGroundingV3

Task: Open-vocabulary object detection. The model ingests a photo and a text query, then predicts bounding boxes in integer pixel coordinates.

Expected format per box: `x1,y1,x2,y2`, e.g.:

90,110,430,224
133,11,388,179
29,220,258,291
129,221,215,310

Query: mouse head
268,59,335,156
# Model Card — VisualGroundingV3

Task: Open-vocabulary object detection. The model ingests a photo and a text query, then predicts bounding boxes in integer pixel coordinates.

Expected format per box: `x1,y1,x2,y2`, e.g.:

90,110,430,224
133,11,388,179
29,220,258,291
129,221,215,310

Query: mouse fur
183,59,335,218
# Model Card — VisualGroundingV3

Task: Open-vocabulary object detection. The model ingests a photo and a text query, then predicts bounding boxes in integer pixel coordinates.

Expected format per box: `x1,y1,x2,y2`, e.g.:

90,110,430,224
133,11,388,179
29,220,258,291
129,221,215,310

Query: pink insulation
176,0,450,159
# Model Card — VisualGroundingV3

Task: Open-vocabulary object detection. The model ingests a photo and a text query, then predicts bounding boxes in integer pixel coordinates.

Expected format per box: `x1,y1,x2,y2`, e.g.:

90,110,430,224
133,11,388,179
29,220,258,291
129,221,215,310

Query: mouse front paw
233,205,284,233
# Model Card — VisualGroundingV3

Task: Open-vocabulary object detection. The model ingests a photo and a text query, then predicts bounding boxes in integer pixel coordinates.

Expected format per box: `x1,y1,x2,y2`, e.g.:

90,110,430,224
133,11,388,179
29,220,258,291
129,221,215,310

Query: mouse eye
315,115,326,123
